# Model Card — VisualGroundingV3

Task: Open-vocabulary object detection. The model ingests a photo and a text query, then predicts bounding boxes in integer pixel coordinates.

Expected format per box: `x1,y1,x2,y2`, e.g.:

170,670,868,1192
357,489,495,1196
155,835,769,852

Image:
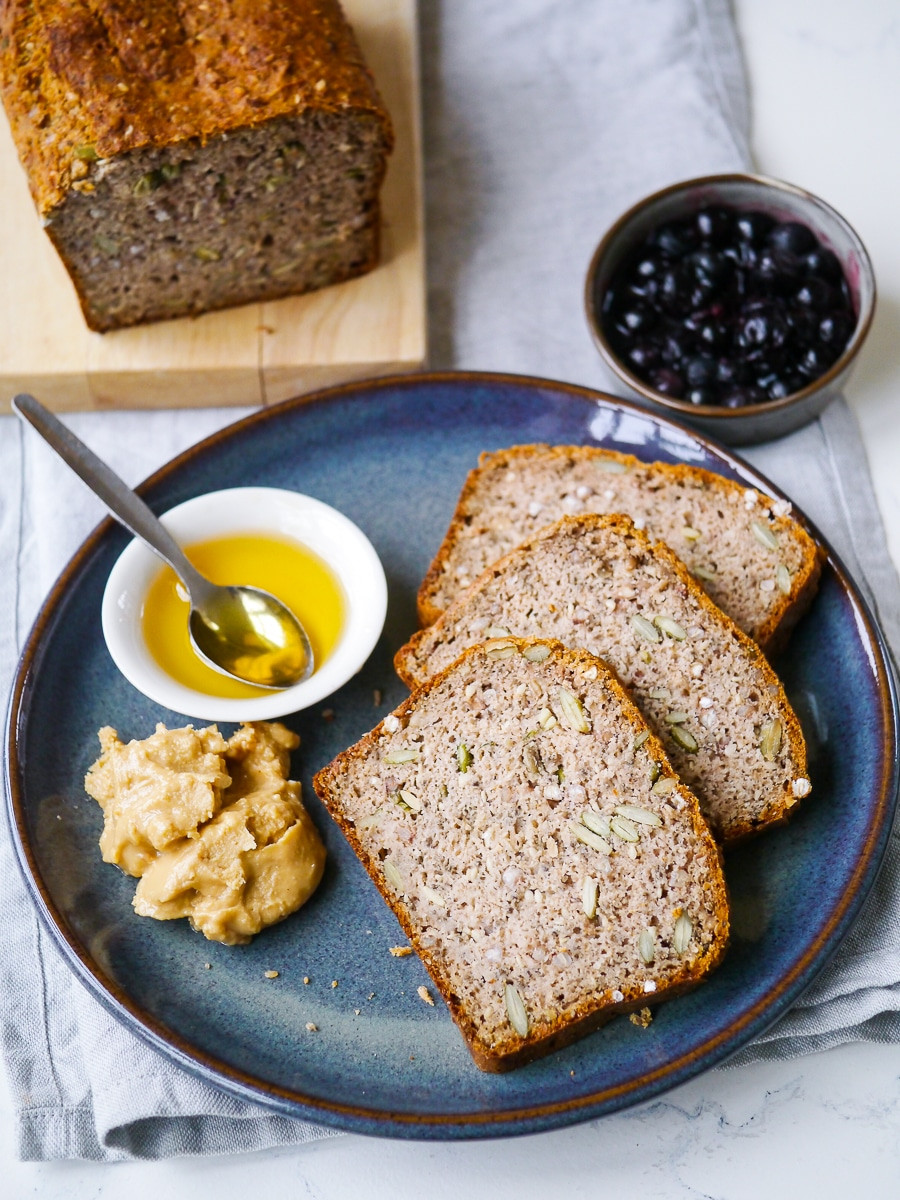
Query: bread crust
400,512,811,845
0,0,394,329
314,638,730,1072
416,444,824,654
0,0,393,216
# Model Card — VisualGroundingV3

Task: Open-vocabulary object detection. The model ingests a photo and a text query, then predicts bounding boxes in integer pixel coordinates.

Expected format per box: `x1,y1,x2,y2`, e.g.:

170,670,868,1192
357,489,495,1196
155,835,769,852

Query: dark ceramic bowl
585,173,875,445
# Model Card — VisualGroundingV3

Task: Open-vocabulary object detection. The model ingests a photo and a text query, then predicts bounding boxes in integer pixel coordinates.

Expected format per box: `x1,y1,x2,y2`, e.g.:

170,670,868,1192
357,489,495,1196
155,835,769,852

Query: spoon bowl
188,582,314,690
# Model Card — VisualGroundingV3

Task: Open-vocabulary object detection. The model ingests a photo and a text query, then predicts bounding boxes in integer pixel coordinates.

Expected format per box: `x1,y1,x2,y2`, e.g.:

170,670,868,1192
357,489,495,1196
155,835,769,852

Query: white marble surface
3,0,900,1194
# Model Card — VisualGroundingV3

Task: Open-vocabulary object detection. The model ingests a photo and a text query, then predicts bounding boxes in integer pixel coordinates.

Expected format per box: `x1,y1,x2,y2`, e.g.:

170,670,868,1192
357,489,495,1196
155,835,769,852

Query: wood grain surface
0,0,425,412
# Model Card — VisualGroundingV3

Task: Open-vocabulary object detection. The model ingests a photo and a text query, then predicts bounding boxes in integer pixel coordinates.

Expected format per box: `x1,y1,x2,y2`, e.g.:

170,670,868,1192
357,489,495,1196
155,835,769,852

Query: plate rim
5,369,899,1138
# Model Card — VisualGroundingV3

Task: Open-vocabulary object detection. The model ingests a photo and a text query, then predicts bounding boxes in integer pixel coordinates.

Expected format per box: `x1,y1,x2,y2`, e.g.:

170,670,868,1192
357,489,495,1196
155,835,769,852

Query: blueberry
651,368,685,398
600,285,620,317
635,255,662,278
715,357,744,386
722,385,766,409
660,329,691,365
756,370,797,399
735,211,774,246
798,345,830,377
754,250,778,285
689,249,718,276
768,221,817,256
681,311,704,334
795,278,837,312
653,221,696,258
724,240,759,269
658,266,693,314
766,377,795,400
696,318,727,350
730,265,750,299
736,303,788,353
772,257,806,295
695,207,732,246
689,282,716,310
625,278,658,304
626,340,661,372
624,257,662,302
756,249,803,294
685,355,717,387
819,311,855,348
804,247,843,284
657,266,686,307
788,307,821,345
686,387,716,406
689,249,734,290
785,371,809,394
620,304,657,334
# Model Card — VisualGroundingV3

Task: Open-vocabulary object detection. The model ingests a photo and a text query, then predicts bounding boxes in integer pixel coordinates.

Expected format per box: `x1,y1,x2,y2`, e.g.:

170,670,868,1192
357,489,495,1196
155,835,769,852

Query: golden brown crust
415,444,825,656
400,512,810,845
0,0,393,216
314,637,730,1072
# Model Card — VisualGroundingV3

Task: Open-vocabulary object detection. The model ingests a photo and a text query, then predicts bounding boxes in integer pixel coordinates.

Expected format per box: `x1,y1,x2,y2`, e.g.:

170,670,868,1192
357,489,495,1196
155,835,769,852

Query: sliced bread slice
314,639,729,1072
417,444,823,653
398,514,810,844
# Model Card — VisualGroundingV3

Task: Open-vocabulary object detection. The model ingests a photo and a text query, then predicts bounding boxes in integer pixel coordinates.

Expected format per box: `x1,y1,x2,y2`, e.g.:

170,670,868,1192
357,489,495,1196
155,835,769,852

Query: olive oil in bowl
142,533,345,700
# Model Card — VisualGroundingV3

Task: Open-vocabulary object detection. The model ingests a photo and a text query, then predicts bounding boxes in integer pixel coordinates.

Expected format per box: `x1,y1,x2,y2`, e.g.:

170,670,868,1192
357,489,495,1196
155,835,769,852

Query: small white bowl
102,487,388,721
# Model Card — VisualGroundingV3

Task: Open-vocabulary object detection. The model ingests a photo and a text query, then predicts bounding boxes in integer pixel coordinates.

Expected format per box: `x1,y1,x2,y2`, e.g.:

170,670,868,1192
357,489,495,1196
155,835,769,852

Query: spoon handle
12,393,212,600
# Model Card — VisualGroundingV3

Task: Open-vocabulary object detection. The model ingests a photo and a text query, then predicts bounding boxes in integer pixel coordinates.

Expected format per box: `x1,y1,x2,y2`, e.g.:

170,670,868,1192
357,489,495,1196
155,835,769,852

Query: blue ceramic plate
5,373,898,1138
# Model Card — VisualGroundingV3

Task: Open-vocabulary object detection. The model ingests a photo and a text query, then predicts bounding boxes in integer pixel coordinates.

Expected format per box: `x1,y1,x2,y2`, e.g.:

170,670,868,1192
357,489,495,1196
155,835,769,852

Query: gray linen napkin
1,0,896,1161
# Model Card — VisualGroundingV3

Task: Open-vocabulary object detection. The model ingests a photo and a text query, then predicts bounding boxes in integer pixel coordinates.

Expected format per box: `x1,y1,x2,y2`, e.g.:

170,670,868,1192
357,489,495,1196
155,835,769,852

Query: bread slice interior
417,444,823,655
314,639,729,1071
399,514,811,844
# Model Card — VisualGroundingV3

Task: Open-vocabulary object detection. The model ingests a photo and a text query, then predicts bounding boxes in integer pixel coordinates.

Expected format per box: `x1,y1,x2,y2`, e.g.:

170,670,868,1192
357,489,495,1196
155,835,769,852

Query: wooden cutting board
0,0,425,412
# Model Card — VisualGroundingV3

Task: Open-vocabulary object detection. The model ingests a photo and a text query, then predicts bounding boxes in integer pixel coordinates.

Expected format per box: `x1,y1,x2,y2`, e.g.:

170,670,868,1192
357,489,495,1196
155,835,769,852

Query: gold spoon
13,394,314,690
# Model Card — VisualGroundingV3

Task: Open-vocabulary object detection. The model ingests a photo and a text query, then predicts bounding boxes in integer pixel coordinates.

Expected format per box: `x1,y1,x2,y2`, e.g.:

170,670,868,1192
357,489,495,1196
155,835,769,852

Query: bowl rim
101,485,388,721
584,171,876,422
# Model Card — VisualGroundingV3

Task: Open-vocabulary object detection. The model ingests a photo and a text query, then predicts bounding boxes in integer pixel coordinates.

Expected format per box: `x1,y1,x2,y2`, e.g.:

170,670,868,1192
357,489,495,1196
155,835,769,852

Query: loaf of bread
398,514,811,844
314,639,730,1071
417,445,823,654
0,0,393,330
